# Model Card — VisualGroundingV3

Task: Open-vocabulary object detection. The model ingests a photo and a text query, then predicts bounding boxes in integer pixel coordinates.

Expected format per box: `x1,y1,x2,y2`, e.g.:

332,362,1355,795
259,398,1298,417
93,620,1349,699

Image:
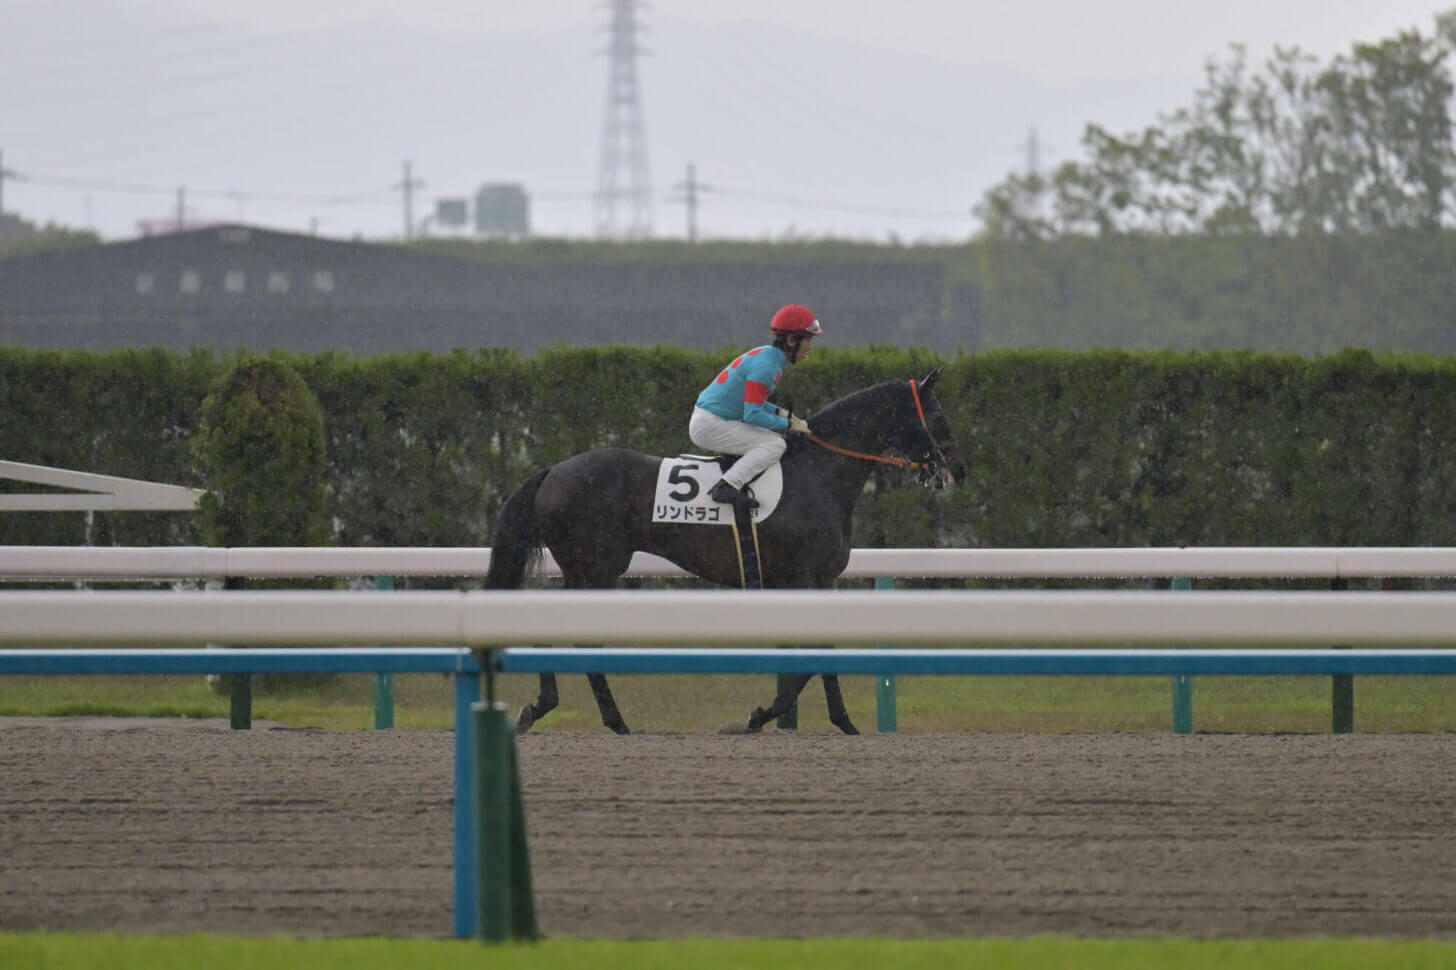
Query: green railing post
229,673,252,730
1331,577,1353,733
373,575,395,730
224,576,251,729
506,721,539,940
875,576,897,732
1331,668,1354,734
1170,576,1192,735
472,697,537,942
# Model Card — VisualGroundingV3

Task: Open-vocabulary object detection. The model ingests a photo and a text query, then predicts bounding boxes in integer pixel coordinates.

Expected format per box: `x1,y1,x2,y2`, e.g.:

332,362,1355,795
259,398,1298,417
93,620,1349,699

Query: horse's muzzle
923,445,967,489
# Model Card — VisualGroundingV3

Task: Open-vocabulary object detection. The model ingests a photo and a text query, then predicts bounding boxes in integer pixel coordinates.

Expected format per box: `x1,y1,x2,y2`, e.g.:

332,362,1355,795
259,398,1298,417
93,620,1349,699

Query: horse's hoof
607,722,631,736
719,718,763,735
516,705,535,734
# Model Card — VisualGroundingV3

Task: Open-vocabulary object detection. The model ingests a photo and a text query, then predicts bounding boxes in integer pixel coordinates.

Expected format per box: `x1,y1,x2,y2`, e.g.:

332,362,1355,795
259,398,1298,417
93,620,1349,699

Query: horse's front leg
741,672,814,732
821,673,860,735
517,672,559,733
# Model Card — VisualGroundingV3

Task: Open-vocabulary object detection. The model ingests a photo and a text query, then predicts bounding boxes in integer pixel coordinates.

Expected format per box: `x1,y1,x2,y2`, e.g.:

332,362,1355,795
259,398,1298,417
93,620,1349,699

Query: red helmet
770,303,823,337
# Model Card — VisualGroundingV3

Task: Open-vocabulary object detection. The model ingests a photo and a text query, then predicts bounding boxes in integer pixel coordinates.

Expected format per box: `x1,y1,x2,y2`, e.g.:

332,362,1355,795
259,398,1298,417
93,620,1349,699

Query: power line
710,185,968,221
14,170,397,207
5,162,969,234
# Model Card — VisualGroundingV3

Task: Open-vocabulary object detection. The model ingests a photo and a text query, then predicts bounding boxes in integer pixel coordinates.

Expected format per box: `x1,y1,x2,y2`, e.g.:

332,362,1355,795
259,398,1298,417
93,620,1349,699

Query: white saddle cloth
651,456,784,524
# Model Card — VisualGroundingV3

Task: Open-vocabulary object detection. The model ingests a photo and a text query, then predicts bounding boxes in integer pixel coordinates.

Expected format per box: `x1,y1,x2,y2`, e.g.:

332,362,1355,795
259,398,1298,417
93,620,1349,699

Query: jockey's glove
775,405,791,418
788,416,811,435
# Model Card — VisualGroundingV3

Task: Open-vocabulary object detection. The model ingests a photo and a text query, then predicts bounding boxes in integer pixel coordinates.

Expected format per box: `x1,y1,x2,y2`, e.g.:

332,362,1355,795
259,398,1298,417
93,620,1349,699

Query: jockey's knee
765,435,787,459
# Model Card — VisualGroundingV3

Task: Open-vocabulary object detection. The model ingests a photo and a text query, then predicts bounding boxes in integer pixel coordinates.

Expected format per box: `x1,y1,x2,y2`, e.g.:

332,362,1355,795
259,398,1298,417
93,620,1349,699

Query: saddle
679,452,744,473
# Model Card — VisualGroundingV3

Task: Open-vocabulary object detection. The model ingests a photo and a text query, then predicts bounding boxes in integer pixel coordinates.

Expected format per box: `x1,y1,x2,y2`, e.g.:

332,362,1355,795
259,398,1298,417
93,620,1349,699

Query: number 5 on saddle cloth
652,456,785,589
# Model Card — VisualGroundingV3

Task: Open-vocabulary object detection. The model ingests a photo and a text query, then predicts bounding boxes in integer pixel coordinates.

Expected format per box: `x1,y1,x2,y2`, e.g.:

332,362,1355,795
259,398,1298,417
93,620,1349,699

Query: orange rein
804,432,929,469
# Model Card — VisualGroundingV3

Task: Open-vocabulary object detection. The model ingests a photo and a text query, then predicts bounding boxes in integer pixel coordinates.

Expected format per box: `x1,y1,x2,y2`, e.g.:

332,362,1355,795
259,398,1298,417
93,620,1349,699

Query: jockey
690,303,822,512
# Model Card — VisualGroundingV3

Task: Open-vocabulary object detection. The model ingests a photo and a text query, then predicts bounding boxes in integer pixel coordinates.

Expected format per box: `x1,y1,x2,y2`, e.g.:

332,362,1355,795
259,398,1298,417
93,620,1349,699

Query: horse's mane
800,380,907,439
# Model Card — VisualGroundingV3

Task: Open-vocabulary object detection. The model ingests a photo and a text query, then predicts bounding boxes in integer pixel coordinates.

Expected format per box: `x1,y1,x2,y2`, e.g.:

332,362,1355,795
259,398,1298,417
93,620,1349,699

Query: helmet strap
771,332,812,362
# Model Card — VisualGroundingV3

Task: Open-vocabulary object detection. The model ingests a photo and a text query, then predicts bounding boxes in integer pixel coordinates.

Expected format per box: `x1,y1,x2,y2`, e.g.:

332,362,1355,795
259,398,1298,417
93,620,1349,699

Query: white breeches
688,407,787,489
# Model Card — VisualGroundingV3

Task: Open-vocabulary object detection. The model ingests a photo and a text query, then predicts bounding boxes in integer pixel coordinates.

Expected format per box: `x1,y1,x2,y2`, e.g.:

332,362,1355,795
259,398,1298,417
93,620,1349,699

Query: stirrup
711,480,758,511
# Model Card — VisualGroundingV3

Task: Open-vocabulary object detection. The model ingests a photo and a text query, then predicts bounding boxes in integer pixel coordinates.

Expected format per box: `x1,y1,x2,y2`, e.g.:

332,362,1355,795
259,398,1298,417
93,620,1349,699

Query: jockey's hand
775,405,791,419
788,416,811,435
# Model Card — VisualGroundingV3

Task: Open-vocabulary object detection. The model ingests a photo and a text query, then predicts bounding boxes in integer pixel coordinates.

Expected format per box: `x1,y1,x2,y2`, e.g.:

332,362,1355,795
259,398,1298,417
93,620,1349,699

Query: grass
5,934,1456,970
3,671,1456,733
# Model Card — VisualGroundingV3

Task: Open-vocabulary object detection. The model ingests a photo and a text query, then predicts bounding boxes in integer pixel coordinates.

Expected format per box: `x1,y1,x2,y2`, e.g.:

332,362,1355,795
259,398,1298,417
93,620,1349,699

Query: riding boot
710,479,759,513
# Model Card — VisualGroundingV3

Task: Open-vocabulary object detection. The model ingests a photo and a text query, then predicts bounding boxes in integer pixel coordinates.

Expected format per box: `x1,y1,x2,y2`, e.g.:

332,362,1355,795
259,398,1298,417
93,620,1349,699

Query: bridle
804,378,956,486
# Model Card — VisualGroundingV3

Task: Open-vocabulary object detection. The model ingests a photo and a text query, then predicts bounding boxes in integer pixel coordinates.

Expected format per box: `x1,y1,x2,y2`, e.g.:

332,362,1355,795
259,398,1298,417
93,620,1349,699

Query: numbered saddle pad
651,457,784,524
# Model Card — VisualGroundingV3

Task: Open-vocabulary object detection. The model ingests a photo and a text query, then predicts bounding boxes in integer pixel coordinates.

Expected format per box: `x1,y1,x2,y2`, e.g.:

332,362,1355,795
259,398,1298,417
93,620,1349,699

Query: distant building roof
0,223,954,355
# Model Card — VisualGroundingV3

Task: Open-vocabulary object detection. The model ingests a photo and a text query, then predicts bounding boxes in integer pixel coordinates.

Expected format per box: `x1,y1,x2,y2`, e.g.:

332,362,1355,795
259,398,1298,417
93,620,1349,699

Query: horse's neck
801,388,900,506
812,386,901,456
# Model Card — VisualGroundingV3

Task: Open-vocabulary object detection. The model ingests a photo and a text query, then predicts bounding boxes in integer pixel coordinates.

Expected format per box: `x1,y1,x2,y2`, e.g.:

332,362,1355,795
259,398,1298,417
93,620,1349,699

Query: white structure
0,460,204,512
3,545,1456,581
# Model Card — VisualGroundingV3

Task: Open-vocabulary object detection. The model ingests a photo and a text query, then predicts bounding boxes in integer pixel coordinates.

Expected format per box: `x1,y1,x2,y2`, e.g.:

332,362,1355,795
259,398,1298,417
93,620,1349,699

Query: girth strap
727,506,764,590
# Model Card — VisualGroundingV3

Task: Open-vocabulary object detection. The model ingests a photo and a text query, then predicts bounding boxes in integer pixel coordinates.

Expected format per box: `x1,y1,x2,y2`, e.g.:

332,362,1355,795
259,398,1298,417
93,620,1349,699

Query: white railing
3,588,1456,646
4,545,1452,738
5,545,1456,580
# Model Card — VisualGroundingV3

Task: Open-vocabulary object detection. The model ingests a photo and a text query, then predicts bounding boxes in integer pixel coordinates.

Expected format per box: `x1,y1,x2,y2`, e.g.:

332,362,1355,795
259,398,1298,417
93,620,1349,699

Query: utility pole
175,186,186,231
669,163,710,241
396,160,425,240
594,0,653,240
1019,126,1053,178
0,150,12,214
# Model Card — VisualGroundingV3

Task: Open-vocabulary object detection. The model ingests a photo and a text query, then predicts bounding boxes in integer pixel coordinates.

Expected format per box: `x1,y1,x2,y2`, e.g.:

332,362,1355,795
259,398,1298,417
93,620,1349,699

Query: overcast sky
3,0,1454,242
170,0,1453,81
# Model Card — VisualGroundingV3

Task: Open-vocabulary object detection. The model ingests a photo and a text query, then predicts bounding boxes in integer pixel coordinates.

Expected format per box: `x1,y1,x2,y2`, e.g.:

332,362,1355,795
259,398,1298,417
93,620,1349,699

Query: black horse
484,368,965,735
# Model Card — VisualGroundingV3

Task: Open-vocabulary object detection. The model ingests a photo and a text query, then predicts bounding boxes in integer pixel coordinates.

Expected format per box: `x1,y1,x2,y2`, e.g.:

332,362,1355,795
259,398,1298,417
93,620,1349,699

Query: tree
193,355,329,548
975,15,1456,238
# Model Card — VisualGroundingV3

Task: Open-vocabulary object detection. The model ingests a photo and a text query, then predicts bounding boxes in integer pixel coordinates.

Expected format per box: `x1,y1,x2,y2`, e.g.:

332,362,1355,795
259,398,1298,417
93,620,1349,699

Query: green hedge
4,345,1455,554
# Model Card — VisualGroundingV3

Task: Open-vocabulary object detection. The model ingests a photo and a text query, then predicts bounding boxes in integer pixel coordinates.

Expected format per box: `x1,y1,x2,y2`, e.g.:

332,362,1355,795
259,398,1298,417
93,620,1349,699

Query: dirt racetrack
3,719,1455,939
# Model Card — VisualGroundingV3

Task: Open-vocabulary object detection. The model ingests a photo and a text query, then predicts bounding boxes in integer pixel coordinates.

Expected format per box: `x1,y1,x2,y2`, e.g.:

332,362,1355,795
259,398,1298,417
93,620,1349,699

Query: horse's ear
919,367,942,393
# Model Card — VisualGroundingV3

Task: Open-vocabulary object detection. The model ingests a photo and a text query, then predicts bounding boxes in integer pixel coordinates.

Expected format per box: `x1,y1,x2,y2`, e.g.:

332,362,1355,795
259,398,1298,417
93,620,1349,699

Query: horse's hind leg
560,562,632,735
821,674,860,735
743,672,814,732
517,673,559,733
587,672,630,736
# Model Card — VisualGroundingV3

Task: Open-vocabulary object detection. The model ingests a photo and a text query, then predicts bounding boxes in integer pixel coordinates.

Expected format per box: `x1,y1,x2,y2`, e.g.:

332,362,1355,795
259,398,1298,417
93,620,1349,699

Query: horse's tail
485,467,550,589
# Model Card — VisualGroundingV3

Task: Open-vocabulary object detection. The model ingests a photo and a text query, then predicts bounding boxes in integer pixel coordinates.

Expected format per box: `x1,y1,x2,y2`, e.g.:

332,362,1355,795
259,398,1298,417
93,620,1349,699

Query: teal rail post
1170,576,1193,734
472,654,537,943
373,575,395,730
875,576,897,732
1331,577,1353,733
